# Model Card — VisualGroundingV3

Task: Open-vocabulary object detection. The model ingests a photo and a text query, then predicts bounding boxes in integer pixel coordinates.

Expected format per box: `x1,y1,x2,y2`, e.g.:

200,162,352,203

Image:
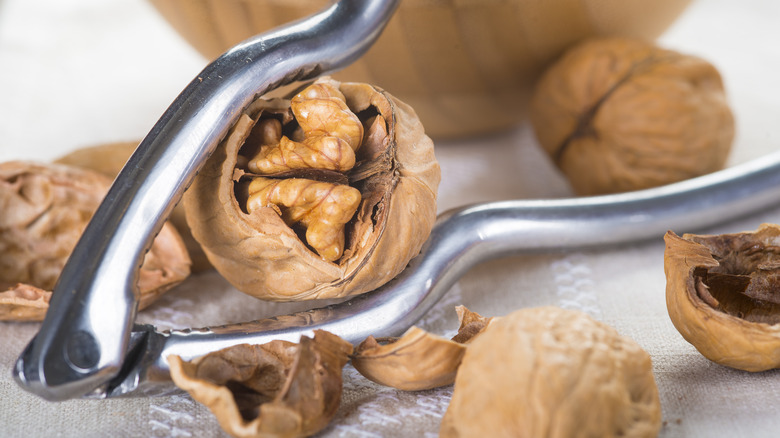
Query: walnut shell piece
184,77,440,301
351,306,494,391
530,37,734,196
0,161,191,321
440,306,661,438
0,284,50,321
169,330,353,438
664,225,780,372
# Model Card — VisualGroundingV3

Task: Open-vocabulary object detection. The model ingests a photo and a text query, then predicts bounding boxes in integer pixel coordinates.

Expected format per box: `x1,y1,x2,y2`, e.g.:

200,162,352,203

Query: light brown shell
169,330,352,438
440,306,661,438
55,142,212,273
351,306,493,391
184,78,439,301
149,0,690,139
664,225,780,372
0,161,191,321
530,37,734,196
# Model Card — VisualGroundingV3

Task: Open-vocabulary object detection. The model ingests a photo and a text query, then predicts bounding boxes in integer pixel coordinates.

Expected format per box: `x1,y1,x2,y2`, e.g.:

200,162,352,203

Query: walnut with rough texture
169,330,352,438
0,161,191,321
665,224,780,372
184,77,440,301
352,306,493,391
531,37,734,196
440,306,661,438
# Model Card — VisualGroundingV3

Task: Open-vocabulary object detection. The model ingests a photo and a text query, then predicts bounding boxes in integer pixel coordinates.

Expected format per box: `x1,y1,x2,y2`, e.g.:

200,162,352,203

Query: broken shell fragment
351,306,493,391
184,77,440,301
0,284,50,321
665,224,780,371
169,330,352,438
0,161,191,321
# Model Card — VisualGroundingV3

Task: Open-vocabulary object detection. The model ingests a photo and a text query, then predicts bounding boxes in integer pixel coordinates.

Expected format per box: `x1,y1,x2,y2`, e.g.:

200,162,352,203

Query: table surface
2,0,780,437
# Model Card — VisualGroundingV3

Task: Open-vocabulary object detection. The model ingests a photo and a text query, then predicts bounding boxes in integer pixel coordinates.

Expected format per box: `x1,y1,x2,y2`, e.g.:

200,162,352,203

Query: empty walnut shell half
531,37,734,196
440,306,661,438
169,330,352,438
665,225,780,372
352,306,494,391
184,77,440,301
0,161,191,321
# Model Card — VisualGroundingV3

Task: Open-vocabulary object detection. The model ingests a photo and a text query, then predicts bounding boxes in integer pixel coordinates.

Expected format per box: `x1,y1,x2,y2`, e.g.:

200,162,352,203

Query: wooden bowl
149,0,691,139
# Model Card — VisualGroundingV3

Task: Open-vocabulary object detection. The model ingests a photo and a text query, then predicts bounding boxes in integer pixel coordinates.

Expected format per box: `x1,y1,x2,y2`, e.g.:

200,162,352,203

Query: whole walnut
440,306,661,438
0,161,191,321
530,37,734,196
665,224,780,372
184,77,439,301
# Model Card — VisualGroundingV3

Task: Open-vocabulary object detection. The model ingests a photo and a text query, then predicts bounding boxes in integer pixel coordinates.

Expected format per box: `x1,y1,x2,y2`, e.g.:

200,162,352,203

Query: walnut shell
0,161,191,321
351,306,493,391
55,142,212,273
184,78,440,301
530,37,734,196
440,306,661,438
169,330,352,438
664,225,780,372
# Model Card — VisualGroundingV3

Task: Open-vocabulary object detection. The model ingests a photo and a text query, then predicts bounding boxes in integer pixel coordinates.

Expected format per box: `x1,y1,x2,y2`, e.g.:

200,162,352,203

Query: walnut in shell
352,306,493,391
0,161,191,321
530,37,734,196
169,330,352,438
440,306,661,438
665,225,780,371
184,77,440,301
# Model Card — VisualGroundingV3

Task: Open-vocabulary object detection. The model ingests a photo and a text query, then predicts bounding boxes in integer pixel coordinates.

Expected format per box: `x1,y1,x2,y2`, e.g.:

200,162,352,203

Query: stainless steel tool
13,0,780,401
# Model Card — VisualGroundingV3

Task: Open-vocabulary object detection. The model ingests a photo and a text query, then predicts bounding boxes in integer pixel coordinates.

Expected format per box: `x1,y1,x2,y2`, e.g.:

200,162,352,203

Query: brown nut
0,161,191,321
440,306,661,438
351,306,494,391
169,330,352,438
184,77,440,301
55,142,213,273
664,225,780,372
530,37,734,196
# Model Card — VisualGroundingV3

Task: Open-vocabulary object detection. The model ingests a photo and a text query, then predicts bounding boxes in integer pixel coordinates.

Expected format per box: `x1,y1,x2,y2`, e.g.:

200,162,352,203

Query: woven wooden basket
150,0,690,139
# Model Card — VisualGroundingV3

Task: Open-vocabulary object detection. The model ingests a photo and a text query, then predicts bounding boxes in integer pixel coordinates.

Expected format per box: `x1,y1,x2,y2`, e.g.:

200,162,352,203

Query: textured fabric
2,0,780,437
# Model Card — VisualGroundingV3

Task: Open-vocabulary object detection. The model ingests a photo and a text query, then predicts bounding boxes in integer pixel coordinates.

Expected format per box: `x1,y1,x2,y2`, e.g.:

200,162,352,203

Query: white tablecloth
2,0,780,436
